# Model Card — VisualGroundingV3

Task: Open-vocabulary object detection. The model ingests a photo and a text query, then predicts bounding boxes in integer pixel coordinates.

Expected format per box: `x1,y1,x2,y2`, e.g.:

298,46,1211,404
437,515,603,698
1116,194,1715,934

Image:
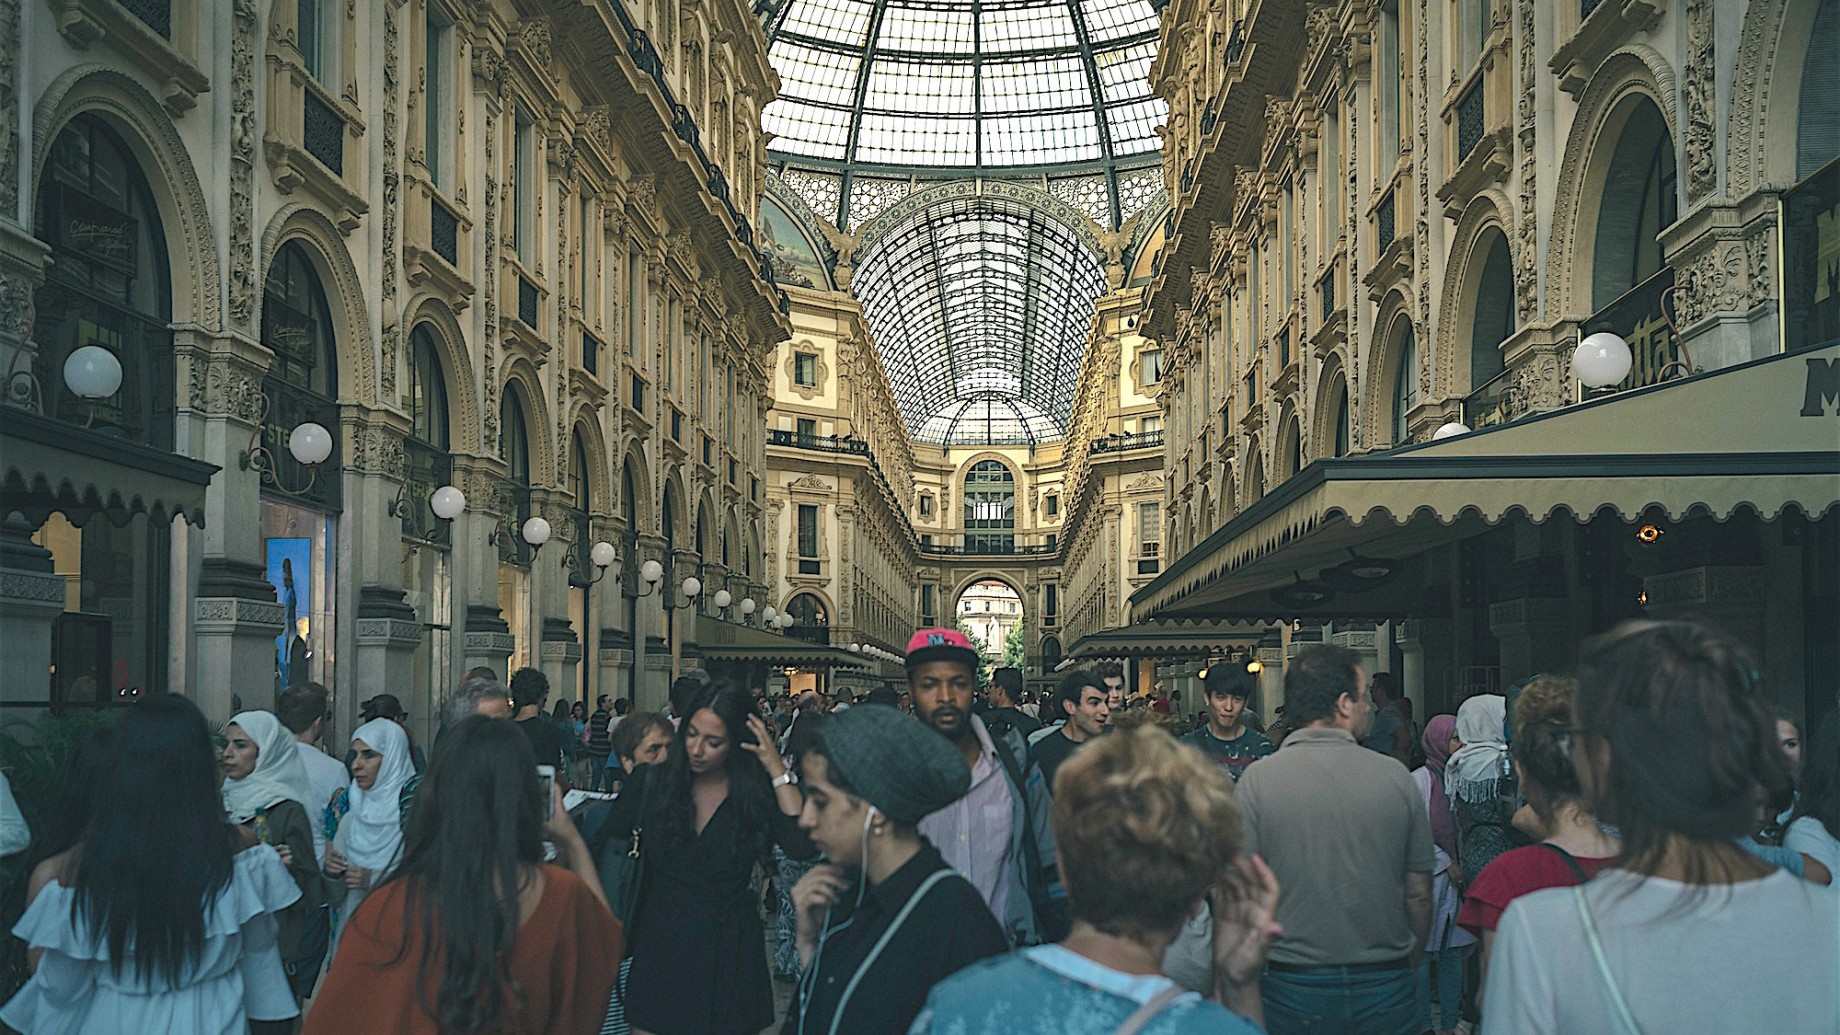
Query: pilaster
1661,192,1781,372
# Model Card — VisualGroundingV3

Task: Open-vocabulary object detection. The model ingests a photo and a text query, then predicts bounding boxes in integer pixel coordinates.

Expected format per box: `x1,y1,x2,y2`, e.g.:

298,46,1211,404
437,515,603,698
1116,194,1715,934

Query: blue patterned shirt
908,945,1261,1035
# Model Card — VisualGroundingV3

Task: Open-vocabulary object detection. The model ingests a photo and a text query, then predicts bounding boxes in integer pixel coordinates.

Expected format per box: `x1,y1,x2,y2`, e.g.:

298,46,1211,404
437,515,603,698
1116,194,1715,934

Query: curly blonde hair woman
911,728,1281,1035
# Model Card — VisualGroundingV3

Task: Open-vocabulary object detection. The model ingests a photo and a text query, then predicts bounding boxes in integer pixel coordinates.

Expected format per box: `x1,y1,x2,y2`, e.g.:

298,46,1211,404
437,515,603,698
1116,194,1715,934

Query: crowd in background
0,616,1833,1034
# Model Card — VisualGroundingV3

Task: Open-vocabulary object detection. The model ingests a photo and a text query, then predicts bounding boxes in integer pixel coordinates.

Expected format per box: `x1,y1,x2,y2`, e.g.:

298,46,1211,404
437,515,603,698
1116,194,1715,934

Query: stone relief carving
228,0,258,330
349,424,407,480
1516,0,1540,323
1681,0,1717,203
378,0,400,401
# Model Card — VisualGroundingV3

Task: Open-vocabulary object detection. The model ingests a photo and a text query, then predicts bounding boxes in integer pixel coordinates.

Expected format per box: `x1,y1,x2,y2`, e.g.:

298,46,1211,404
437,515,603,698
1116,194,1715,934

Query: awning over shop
695,615,871,669
1133,342,1840,622
1067,620,1266,659
1,407,219,528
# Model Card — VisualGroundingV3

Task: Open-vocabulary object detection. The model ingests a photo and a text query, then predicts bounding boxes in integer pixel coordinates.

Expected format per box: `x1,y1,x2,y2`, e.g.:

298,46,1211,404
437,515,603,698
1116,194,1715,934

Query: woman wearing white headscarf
221,710,326,1001
1445,694,1517,880
323,717,414,948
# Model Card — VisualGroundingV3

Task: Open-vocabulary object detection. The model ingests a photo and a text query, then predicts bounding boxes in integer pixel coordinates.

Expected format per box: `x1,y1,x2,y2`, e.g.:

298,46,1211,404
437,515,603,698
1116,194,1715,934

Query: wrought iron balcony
1090,430,1165,453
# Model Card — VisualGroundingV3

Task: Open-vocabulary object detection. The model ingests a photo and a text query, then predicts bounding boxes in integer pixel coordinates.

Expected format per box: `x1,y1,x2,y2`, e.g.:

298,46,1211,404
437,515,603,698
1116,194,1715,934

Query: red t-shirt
1457,844,1616,933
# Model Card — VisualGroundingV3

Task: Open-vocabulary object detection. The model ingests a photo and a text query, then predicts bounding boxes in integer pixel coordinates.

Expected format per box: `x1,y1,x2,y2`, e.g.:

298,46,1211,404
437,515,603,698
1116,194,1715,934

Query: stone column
183,334,283,722
1661,192,1781,372
1330,625,1384,684
1395,617,1454,719
540,616,583,704
455,459,513,678
1487,597,1572,687
344,412,423,734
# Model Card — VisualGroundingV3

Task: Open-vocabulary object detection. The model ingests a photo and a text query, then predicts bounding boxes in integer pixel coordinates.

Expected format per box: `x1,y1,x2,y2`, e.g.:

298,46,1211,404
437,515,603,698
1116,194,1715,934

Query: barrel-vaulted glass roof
851,194,1107,446
761,0,1165,170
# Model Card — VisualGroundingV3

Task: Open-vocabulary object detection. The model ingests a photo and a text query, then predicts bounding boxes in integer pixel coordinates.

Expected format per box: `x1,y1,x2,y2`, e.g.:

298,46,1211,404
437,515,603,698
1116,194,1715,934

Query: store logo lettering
1803,358,1840,416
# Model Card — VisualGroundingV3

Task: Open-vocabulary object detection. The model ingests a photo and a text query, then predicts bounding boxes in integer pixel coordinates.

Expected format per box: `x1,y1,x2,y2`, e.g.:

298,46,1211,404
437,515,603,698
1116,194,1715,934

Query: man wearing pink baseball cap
904,628,1066,945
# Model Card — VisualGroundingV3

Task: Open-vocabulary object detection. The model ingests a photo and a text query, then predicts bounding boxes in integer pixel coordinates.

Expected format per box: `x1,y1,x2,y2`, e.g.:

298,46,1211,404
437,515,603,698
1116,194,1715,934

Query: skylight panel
981,56,1090,113
983,111,1101,164
1104,98,1164,155
853,113,978,163
862,58,975,112
778,0,876,47
1094,39,1156,100
762,102,854,160
980,2,1079,51
877,2,976,53
771,41,863,103
1078,0,1159,42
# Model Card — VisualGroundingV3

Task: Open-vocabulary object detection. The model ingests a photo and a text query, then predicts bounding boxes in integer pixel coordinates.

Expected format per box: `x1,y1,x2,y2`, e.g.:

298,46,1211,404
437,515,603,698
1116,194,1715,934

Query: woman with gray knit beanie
781,705,1009,1035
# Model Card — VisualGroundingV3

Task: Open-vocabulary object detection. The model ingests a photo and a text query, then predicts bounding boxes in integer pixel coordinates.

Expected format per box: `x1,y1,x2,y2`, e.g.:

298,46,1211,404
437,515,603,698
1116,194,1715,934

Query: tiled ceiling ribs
851,195,1107,446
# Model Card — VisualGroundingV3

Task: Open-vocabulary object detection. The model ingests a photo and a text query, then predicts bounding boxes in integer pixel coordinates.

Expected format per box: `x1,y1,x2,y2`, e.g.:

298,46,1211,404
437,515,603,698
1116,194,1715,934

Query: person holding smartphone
592,681,814,1035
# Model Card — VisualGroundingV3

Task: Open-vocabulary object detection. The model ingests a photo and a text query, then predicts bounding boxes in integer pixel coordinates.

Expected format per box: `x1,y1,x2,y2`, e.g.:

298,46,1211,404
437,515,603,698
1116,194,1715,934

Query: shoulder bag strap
1111,982,1188,1035
1539,842,1590,883
824,870,954,1035
1570,886,1643,1035
990,734,1049,902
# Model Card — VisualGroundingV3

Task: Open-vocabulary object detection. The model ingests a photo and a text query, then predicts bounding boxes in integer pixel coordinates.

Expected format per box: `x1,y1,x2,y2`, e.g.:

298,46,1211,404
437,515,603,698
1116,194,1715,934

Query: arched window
1329,381,1351,457
1040,636,1062,672
786,593,828,644
30,114,178,703
1592,99,1677,310
695,502,709,558
499,386,533,566
35,113,174,445
408,328,450,450
1469,230,1513,391
402,327,452,543
622,462,639,530
1392,324,1418,446
1798,0,1840,178
260,242,340,508
963,460,1016,553
662,483,678,549
567,430,592,584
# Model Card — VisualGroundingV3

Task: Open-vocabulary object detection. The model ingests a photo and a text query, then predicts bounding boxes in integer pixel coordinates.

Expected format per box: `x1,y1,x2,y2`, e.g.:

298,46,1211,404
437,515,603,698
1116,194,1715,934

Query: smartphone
537,765,556,819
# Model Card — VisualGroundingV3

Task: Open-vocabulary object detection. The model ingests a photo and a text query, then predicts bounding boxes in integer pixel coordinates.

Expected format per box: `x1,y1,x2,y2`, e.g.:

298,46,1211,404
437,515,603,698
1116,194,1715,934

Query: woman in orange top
305,716,622,1035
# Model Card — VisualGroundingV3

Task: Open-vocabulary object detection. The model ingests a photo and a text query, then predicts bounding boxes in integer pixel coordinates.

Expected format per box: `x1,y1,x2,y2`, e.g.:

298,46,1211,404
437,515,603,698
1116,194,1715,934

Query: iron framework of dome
851,193,1108,447
760,0,1168,232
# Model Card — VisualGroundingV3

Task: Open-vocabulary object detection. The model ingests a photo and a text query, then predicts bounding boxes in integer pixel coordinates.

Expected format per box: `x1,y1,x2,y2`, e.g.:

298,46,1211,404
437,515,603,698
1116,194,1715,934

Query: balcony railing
766,429,871,455
1456,79,1485,162
1376,190,1396,252
1319,269,1338,322
430,196,459,266
302,91,343,176
918,538,1057,557
582,331,600,377
516,275,539,328
1460,365,1515,430
121,0,171,38
1091,430,1165,453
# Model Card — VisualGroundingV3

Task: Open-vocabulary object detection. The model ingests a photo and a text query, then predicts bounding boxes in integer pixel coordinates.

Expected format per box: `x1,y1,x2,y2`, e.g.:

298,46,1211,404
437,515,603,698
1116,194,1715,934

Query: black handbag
596,766,655,933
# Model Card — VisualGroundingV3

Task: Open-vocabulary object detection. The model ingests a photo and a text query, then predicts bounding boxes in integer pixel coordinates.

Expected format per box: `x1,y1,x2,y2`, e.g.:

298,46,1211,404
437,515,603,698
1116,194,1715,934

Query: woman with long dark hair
1485,621,1838,1033
304,716,619,1034
0,694,301,1032
594,680,814,1035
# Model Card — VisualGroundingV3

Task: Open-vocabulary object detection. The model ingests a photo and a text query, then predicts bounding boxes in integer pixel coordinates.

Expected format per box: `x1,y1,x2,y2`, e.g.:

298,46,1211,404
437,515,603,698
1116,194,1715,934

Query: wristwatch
771,770,799,789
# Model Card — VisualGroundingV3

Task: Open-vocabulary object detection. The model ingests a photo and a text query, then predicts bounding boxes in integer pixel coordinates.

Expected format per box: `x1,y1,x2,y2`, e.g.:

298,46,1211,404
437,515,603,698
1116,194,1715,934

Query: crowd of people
0,617,1834,1034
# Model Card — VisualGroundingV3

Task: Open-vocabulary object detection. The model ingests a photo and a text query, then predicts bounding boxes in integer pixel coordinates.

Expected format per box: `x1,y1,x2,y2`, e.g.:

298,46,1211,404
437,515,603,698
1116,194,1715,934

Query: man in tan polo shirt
1237,645,1435,1035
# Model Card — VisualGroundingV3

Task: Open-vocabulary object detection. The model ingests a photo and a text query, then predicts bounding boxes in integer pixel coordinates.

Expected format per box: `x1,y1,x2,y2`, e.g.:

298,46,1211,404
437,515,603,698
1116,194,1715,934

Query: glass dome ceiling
852,194,1108,447
761,0,1166,171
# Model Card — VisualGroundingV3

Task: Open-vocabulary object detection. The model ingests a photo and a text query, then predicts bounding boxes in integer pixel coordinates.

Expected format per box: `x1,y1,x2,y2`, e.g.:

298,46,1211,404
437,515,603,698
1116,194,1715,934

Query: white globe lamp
287,422,334,465
520,516,551,547
639,559,664,585
739,598,756,616
589,541,617,569
713,589,732,609
681,576,702,599
63,345,122,400
1432,421,1471,441
762,606,777,623
429,486,467,520
1574,332,1633,389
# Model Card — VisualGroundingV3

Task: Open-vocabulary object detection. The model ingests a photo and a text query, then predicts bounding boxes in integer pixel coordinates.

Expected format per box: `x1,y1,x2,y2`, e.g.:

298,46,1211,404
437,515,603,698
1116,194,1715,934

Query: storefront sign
1805,358,1840,416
